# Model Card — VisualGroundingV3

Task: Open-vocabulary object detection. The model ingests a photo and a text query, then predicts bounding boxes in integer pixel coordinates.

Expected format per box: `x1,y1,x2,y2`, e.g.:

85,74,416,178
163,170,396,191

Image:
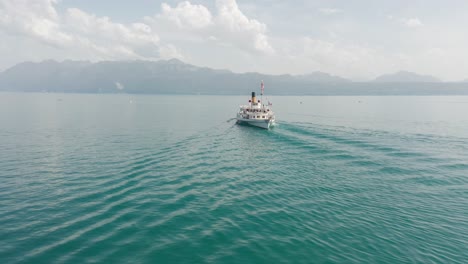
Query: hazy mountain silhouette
0,59,349,94
297,71,350,83
373,71,441,83
1,60,467,95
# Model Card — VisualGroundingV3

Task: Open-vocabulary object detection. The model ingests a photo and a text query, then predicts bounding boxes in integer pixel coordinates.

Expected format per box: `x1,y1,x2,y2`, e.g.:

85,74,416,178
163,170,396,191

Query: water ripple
1,114,467,263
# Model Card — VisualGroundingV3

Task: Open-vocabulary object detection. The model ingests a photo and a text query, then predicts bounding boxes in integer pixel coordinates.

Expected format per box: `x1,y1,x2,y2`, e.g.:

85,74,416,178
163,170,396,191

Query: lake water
0,93,467,263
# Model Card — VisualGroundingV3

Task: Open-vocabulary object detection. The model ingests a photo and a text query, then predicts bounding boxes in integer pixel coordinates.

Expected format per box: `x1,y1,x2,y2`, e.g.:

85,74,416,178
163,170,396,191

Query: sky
1,0,468,81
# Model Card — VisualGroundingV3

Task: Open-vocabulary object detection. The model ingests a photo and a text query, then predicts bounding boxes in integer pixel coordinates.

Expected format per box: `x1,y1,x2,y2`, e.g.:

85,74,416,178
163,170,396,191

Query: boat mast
260,80,264,109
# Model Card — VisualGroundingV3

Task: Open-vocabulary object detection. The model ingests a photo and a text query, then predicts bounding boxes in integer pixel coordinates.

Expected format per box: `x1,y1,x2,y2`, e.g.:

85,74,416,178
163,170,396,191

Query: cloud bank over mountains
0,0,467,81
0,0,171,60
0,0,272,61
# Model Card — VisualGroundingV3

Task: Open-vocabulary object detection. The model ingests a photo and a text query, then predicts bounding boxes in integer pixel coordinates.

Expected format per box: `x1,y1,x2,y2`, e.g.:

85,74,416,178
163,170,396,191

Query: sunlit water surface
0,93,467,263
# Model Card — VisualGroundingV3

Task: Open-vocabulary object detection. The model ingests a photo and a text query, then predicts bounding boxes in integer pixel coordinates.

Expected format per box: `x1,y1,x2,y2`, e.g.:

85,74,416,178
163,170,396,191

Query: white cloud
158,44,184,60
0,0,72,46
159,1,213,29
388,15,423,28
65,8,160,46
404,18,423,28
215,0,274,54
115,81,124,90
146,0,274,54
318,8,342,15
0,0,181,62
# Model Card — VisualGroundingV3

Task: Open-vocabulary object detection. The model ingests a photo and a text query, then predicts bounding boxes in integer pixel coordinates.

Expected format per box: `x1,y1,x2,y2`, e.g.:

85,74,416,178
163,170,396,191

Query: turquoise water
0,93,467,263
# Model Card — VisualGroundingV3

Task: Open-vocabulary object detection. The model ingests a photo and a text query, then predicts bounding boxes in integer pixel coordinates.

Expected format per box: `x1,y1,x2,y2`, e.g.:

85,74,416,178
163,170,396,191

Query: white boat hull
236,117,274,129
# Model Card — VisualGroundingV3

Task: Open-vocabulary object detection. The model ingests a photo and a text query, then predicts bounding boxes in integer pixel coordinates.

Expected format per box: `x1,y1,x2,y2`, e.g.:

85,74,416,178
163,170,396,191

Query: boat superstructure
236,83,275,129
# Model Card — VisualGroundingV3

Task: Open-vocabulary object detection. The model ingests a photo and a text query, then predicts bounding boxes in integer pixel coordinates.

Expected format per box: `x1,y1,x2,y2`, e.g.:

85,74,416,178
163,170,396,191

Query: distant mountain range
296,71,350,83
0,59,467,95
373,71,441,83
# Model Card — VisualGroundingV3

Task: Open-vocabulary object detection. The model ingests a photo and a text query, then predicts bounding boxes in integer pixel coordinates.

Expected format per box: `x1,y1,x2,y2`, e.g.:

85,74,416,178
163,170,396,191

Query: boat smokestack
251,92,256,104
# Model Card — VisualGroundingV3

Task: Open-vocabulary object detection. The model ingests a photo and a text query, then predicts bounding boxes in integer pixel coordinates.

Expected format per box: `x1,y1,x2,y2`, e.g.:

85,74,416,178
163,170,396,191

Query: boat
236,81,275,129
